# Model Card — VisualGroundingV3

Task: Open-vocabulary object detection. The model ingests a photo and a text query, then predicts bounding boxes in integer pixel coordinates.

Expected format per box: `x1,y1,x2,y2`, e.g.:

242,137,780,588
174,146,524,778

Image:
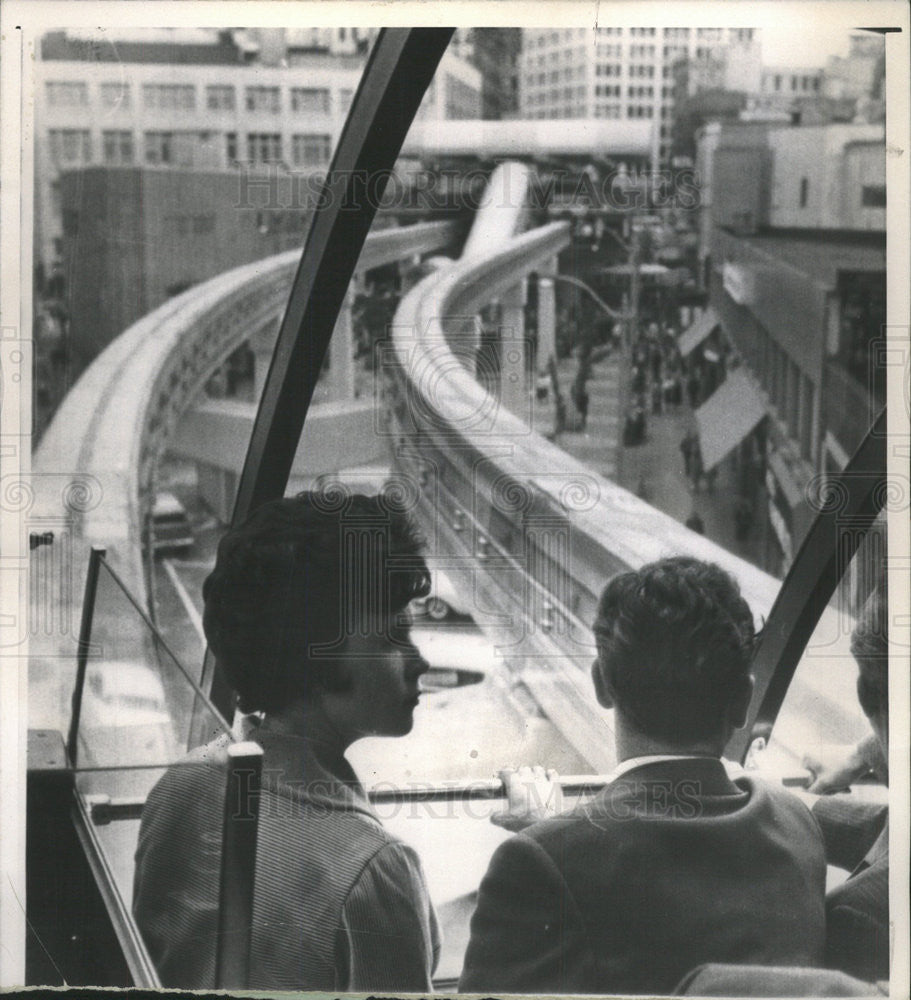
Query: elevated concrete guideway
401,118,653,160
25,220,458,731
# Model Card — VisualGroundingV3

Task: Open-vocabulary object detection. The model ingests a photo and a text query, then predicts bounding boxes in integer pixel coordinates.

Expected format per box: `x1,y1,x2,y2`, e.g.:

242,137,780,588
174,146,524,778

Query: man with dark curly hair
460,556,827,995
133,491,439,991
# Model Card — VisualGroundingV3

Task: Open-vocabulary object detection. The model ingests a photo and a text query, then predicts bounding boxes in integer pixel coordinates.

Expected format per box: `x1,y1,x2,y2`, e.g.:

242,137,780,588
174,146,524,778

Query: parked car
78,660,179,766
412,625,496,692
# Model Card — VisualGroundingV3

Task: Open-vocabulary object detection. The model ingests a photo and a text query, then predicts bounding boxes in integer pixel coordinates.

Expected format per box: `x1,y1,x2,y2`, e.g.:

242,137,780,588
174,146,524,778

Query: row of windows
527,107,588,119
629,45,656,58
628,85,654,98
594,84,621,98
628,105,654,118
531,29,588,45
47,128,333,168
767,74,821,93
595,104,623,119
596,43,622,58
596,25,703,39
596,64,622,77
629,64,655,78
45,81,354,116
796,176,886,210
524,64,587,86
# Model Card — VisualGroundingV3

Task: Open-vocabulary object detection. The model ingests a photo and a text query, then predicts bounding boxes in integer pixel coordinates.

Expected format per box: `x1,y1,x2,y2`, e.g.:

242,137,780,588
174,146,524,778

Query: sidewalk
545,348,767,569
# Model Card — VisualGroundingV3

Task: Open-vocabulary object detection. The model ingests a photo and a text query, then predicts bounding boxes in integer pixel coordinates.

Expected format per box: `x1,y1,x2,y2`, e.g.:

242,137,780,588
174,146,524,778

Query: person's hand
491,765,563,832
802,747,870,795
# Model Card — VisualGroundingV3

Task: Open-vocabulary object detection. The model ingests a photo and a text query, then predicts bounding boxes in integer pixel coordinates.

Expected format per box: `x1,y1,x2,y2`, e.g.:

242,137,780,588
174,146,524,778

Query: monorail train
18,25,900,995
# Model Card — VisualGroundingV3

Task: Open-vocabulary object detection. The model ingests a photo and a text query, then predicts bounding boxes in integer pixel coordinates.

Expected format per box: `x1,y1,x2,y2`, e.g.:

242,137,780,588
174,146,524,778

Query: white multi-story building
518,27,761,165
34,29,480,268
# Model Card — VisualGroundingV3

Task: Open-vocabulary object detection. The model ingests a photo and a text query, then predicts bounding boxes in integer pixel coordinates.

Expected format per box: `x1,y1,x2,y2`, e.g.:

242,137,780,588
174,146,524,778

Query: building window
226,132,238,163
207,85,236,111
799,177,809,207
290,87,331,114
100,83,130,109
48,129,91,165
46,82,88,107
143,84,195,110
145,131,173,165
247,132,283,164
246,86,281,113
292,133,332,167
102,130,134,165
861,185,886,207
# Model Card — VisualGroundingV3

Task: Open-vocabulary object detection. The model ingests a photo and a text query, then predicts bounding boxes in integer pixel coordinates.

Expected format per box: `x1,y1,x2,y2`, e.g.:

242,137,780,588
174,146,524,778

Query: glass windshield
30,25,376,737
26,16,890,992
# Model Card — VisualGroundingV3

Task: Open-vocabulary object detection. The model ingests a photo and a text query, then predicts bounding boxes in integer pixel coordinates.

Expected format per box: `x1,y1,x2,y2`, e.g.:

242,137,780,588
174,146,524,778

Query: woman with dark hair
134,491,440,992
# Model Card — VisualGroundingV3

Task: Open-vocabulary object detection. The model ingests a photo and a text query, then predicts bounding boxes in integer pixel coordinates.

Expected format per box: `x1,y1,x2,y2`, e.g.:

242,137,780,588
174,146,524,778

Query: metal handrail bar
85,773,611,825
214,742,264,990
66,546,106,766
70,789,161,987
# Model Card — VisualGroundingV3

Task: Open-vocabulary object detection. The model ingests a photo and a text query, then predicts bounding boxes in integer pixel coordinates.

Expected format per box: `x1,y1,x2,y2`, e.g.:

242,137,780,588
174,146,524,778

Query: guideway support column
536,264,558,435
327,277,359,401
498,279,528,419
537,261,557,370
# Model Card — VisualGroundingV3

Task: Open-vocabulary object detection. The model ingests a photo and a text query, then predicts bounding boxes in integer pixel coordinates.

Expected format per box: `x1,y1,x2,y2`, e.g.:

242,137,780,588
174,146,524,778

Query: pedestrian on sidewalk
734,497,753,543
685,510,705,534
691,438,704,492
636,474,652,502
570,374,590,431
687,368,701,409
651,381,664,416
679,431,693,478
650,342,663,384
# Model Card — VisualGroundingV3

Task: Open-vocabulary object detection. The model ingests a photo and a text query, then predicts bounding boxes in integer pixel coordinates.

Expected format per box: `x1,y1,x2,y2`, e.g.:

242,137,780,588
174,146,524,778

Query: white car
412,625,496,692
77,660,179,766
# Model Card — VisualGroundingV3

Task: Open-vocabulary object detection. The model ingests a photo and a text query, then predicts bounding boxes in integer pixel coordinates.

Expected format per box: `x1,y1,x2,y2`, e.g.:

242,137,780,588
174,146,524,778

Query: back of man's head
593,557,756,746
203,490,429,714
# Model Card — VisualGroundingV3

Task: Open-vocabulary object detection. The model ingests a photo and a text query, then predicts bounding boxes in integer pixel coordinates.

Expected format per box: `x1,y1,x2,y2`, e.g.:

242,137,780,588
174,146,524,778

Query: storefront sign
723,263,754,306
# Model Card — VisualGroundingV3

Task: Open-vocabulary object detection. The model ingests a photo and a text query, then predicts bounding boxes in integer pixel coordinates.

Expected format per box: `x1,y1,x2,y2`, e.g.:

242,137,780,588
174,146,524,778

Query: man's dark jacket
813,794,889,983
459,757,827,996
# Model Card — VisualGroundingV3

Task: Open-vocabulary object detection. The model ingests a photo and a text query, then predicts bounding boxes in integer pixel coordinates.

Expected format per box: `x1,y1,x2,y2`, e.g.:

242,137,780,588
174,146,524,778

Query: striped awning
678,307,719,358
695,369,767,471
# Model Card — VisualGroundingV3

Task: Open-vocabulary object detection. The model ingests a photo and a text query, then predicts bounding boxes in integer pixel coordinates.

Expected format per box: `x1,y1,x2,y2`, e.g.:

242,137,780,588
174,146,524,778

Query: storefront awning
695,369,767,471
677,306,719,358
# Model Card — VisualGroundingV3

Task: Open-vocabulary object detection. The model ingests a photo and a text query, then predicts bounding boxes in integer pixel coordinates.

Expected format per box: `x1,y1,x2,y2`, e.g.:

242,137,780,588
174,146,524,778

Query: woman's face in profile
322,607,431,742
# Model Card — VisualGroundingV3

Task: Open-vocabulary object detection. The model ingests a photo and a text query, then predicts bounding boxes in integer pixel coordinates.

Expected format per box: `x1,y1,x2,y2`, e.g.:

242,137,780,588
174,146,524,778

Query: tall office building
34,27,480,270
518,27,761,165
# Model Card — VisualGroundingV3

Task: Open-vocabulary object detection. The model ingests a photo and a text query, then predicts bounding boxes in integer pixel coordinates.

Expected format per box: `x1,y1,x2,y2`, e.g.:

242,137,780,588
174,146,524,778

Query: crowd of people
132,491,891,995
